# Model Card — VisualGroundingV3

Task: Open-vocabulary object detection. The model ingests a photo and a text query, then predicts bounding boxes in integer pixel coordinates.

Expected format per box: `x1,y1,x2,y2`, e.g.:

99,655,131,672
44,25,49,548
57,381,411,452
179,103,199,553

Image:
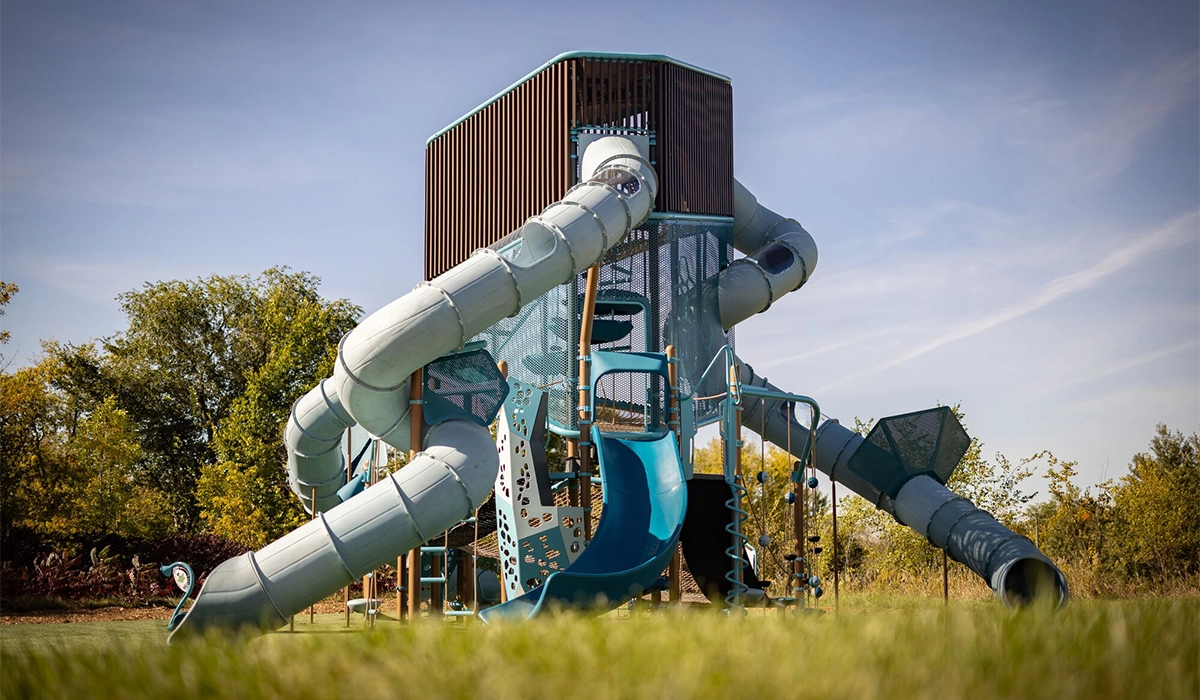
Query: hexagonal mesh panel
423,348,510,427
846,407,970,498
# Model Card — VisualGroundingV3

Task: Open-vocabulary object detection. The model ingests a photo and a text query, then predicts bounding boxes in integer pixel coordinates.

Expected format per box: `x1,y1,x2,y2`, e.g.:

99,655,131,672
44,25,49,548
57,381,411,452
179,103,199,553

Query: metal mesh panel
846,407,971,497
423,348,510,427
471,216,733,435
932,410,971,483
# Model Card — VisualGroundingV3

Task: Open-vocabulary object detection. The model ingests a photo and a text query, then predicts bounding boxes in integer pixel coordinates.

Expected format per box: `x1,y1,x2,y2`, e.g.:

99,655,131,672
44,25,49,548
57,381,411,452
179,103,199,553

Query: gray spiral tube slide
734,360,1068,606
717,179,819,330
170,136,658,639
170,421,495,640
286,135,657,514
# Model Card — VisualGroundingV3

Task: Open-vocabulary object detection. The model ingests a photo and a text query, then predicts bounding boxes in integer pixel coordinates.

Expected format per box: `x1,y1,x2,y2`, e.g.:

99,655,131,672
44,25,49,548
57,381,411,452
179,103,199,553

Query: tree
198,270,361,547
50,268,360,536
1110,424,1200,581
0,357,70,540
0,281,16,352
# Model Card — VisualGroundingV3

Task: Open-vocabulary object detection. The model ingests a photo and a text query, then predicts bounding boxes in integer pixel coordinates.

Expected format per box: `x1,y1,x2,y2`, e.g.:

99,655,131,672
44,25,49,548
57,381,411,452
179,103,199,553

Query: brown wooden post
407,368,424,621
344,428,352,627
311,485,317,624
577,265,600,542
397,555,405,621
430,552,443,618
458,542,474,608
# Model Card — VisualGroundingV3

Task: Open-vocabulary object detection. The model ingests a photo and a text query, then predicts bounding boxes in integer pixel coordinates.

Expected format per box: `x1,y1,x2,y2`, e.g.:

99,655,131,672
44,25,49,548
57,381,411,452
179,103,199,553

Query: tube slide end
167,553,287,643
993,553,1069,609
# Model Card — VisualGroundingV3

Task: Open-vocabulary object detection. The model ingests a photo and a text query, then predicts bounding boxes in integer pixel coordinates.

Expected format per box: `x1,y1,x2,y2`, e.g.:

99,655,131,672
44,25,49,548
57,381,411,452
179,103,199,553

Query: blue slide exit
478,428,687,623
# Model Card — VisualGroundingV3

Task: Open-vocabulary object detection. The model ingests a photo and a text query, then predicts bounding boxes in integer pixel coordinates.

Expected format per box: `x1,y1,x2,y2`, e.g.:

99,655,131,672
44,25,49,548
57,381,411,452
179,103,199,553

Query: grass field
2,596,1196,699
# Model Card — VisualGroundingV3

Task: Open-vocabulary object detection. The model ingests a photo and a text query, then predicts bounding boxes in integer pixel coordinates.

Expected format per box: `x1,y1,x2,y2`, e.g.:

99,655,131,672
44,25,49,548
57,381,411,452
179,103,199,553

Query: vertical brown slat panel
522,79,531,226
476,106,483,253
537,71,544,215
485,93,494,248
522,78,528,224
454,120,462,261
506,90,514,237
553,62,562,198
429,138,434,280
467,113,474,253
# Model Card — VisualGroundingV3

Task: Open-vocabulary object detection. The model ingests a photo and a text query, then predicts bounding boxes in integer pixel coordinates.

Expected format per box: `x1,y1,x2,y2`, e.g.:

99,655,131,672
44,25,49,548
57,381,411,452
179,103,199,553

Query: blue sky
2,0,1197,492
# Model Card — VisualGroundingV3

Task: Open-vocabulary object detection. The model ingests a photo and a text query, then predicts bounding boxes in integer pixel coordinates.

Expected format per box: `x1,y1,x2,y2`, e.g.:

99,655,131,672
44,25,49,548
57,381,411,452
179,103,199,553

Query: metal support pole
363,440,379,629
831,478,840,611
730,365,744,607
666,345,681,604
943,549,949,605
566,439,579,507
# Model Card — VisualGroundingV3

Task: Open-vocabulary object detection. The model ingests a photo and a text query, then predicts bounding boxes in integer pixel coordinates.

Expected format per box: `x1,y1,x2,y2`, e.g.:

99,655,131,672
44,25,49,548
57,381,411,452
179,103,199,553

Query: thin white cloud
1042,338,1200,395
814,210,1200,393
755,321,923,369
1036,52,1199,192
753,51,1198,198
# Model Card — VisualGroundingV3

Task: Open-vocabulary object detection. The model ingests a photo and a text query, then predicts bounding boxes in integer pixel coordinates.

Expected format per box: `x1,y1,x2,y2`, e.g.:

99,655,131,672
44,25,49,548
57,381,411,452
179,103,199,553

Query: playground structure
167,53,1068,640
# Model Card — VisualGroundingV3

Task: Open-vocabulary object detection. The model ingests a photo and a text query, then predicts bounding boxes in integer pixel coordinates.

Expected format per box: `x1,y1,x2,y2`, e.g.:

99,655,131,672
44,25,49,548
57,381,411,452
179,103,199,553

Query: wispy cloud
1032,52,1199,192
814,210,1200,393
752,51,1198,198
1042,338,1200,396
756,321,923,369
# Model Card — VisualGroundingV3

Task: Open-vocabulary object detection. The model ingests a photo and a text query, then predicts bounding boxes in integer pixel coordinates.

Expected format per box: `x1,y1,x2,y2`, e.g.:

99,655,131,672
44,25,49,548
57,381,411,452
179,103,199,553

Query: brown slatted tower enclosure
424,52,733,279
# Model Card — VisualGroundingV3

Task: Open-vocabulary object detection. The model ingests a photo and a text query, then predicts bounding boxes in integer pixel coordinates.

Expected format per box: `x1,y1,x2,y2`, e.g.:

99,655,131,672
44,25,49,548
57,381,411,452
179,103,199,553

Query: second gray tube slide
735,360,1067,606
169,420,495,639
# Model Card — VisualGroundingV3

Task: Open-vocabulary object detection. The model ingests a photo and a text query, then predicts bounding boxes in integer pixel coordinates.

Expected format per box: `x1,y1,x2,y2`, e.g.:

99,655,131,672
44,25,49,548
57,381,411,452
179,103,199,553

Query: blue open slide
478,428,687,623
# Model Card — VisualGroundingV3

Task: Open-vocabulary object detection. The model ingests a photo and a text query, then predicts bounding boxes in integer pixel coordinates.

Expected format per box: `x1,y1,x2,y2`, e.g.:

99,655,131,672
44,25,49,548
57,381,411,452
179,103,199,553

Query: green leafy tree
0,281,17,354
51,268,360,537
1110,425,1200,581
198,270,361,547
0,357,173,545
0,357,71,540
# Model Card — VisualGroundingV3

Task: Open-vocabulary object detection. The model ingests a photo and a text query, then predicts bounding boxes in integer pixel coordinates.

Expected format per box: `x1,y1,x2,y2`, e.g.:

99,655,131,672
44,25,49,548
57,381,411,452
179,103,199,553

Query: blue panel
478,428,686,622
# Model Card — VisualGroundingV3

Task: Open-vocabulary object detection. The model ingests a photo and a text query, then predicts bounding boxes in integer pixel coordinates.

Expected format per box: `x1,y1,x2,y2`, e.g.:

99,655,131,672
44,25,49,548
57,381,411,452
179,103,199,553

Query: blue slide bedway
479,426,687,623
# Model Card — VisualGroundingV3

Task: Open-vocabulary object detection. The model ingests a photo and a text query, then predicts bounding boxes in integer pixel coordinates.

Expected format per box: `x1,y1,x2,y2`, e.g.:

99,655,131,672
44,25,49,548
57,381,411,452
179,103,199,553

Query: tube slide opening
999,557,1068,608
512,221,558,266
591,168,641,196
756,242,795,275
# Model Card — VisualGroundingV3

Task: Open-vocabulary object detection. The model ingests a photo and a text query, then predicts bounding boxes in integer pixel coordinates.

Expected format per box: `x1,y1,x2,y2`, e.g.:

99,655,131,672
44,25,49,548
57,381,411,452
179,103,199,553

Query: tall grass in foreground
2,599,1196,699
